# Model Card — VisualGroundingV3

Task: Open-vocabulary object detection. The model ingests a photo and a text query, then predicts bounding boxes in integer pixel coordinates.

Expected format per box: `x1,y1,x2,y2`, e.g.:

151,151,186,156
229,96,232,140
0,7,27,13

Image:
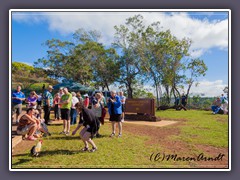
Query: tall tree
35,29,120,89
113,15,145,98
185,58,208,98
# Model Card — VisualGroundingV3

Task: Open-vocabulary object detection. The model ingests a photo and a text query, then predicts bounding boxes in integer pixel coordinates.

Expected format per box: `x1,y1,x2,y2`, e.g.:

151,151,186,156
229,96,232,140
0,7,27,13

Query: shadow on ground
12,158,32,166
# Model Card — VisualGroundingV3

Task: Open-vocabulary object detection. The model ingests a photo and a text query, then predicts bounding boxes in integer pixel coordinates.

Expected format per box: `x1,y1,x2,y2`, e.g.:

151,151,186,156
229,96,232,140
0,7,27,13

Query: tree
185,58,208,98
127,17,191,106
12,62,56,90
35,29,120,89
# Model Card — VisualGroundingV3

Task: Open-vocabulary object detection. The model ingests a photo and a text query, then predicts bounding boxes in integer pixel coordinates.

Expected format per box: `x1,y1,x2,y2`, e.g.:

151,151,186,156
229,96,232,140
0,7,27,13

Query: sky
11,10,230,97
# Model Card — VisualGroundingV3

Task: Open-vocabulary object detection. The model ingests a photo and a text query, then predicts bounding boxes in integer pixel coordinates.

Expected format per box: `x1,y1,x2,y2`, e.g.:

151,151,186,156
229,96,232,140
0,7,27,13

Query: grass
156,110,228,148
12,110,229,169
12,123,189,168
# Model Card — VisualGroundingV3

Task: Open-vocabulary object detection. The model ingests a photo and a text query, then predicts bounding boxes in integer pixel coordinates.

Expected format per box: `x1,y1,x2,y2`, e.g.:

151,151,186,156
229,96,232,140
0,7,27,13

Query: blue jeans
70,108,77,125
211,105,220,113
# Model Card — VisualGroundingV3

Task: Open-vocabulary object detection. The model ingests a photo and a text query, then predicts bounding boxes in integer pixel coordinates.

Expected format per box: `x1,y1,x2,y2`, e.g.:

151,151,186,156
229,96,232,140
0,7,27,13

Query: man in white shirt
220,94,228,114
119,91,126,122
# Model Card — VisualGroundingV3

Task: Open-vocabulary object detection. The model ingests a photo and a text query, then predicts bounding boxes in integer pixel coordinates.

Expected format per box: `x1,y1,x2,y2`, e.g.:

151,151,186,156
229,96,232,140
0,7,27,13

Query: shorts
12,103,22,116
61,109,70,120
109,114,122,122
17,124,35,135
122,104,125,112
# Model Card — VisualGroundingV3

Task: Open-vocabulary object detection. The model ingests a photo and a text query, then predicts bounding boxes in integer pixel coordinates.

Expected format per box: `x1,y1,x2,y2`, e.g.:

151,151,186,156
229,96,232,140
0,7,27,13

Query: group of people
12,85,126,153
175,94,188,111
211,94,228,115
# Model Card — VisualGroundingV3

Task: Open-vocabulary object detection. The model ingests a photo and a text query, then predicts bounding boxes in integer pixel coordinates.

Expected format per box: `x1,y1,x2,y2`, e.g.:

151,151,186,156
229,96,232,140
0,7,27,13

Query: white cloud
187,80,227,97
146,79,227,97
12,11,228,58
12,12,47,24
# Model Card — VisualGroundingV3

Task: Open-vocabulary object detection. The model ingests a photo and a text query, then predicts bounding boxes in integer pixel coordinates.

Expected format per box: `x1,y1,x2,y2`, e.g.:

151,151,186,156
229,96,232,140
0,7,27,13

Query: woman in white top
70,92,79,125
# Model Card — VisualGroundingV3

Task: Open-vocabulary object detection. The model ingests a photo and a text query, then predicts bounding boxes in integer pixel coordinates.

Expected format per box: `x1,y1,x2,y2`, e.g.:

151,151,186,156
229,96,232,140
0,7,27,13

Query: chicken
30,140,43,157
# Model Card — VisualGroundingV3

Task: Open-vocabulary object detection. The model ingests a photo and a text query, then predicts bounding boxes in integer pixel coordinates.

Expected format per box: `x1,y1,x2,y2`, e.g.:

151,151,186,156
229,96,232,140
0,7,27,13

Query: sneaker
118,134,122,138
96,133,101,138
59,131,66,135
26,136,37,141
80,147,89,152
89,147,97,153
121,118,124,122
65,132,70,136
109,133,115,137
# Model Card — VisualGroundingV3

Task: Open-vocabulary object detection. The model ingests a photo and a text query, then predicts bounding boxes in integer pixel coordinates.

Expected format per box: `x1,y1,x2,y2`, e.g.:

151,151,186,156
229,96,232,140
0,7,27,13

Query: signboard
125,98,155,116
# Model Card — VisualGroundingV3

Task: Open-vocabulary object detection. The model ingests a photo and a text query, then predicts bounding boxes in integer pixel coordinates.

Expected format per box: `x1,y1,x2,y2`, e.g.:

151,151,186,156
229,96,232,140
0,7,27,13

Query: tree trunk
186,81,193,99
128,85,133,98
155,85,159,107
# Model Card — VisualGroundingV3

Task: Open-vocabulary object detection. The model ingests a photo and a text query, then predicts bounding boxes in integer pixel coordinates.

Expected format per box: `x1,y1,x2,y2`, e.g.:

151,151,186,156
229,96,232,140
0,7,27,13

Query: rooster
30,140,43,157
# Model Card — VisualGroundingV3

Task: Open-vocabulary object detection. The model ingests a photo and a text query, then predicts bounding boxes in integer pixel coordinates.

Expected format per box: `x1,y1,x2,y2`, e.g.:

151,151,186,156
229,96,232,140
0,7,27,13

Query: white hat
83,94,89,97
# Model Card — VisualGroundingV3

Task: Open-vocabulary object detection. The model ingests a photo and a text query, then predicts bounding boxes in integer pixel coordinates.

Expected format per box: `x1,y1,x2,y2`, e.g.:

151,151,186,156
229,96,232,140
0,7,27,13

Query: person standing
70,92,79,125
42,85,54,125
119,91,126,122
26,91,38,109
99,91,107,107
108,90,122,138
36,93,43,119
12,85,26,124
83,94,90,108
76,92,84,124
76,92,83,102
220,94,228,114
180,94,187,111
53,93,61,121
91,93,103,137
59,87,72,135
59,87,64,98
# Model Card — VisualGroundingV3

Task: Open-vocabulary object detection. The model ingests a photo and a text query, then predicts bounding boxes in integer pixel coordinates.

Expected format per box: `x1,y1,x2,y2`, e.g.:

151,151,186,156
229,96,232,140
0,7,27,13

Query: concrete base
123,120,178,127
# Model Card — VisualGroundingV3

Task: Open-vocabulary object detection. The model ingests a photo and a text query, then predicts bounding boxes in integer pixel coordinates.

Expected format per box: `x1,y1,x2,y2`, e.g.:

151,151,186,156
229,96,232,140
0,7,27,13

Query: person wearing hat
42,85,54,125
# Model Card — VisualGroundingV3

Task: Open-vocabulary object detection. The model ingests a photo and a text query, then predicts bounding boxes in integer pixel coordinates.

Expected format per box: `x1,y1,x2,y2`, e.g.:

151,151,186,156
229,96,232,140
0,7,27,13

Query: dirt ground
123,122,228,168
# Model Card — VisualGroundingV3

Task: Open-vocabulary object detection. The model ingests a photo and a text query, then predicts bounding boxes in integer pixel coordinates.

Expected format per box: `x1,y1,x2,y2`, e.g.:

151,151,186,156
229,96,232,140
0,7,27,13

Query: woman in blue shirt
107,90,122,138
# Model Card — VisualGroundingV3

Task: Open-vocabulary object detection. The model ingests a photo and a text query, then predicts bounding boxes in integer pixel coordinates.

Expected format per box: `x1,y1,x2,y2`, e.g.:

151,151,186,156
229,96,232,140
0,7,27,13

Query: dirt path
123,122,228,168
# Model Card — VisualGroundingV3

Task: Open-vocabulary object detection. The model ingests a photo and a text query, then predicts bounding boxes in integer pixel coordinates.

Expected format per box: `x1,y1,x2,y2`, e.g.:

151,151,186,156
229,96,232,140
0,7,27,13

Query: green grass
156,110,228,148
12,110,229,169
12,123,191,169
